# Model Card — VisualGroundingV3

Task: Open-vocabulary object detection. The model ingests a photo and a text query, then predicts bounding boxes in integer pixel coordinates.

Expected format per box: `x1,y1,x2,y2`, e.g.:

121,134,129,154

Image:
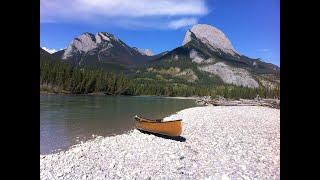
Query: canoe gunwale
134,115,182,123
137,119,183,123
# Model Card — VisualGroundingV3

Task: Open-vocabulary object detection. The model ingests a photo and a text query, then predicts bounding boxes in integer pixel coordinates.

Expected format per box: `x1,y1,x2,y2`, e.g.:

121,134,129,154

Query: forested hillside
40,58,279,99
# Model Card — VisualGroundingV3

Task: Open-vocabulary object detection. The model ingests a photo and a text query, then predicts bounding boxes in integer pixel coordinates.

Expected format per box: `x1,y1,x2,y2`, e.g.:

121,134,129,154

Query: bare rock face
199,62,259,88
189,49,214,64
63,33,95,59
62,32,117,59
95,32,111,43
74,33,97,52
183,24,237,55
189,49,205,63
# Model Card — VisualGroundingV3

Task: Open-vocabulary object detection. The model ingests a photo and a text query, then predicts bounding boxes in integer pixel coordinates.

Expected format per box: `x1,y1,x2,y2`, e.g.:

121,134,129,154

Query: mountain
52,32,161,72
40,47,51,58
183,24,237,56
40,47,58,62
143,24,280,89
42,24,279,89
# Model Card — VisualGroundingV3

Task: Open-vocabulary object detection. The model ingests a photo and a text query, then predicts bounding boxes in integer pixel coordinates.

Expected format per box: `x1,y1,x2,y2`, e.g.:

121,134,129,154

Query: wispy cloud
41,0,208,29
42,47,57,54
168,18,198,29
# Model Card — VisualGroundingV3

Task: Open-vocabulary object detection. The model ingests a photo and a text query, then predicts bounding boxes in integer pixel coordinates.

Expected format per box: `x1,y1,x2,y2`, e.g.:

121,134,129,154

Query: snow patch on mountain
133,48,153,56
42,47,57,54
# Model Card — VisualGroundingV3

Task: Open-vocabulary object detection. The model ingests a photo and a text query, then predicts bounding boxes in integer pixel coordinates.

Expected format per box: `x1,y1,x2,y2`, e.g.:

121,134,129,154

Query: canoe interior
134,115,181,122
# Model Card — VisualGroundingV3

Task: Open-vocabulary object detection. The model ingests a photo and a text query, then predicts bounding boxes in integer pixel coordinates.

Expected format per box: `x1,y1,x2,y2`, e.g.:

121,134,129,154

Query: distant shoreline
131,95,199,100
40,91,200,100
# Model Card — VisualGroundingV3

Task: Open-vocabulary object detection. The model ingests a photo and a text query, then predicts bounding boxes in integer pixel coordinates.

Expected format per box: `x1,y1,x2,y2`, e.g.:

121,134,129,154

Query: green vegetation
40,59,130,95
40,59,280,99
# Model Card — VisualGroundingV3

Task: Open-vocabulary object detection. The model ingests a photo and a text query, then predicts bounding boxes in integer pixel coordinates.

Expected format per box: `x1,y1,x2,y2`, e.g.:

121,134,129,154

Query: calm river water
40,94,197,154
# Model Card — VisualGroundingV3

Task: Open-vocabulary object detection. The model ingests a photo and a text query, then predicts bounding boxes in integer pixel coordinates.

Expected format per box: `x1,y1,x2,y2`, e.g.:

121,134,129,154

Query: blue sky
40,0,279,66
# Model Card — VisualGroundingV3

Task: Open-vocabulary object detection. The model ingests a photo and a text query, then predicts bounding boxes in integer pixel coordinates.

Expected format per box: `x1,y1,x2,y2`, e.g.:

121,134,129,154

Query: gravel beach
40,106,280,179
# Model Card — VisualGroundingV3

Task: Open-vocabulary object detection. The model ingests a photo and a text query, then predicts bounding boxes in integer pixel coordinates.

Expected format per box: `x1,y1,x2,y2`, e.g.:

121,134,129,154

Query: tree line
40,59,280,99
40,60,130,95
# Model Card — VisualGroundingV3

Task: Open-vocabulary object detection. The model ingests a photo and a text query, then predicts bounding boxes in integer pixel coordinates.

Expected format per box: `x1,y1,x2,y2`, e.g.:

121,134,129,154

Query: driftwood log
196,96,280,109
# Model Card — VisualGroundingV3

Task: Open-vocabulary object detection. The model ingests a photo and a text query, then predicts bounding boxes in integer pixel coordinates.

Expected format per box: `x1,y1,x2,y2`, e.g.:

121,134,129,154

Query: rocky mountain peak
72,33,97,52
182,24,237,55
95,32,120,43
95,32,111,43
62,32,120,59
59,31,157,65
133,47,153,56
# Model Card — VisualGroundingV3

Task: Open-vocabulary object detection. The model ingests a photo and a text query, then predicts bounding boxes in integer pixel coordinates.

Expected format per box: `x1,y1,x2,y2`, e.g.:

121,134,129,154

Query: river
40,94,197,154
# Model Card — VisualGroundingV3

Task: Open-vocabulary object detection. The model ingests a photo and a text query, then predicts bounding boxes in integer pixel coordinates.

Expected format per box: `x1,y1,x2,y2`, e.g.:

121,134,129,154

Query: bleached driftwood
196,96,280,109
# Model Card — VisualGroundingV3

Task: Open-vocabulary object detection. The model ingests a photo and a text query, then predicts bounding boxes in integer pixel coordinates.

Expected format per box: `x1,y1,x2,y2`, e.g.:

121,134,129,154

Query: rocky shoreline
40,106,280,179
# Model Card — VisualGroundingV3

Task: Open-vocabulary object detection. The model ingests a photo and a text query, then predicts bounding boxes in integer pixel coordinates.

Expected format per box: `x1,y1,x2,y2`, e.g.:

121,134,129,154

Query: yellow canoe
134,115,182,137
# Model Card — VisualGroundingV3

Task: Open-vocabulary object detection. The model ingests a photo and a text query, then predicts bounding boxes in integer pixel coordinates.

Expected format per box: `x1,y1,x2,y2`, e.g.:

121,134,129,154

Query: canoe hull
135,118,182,137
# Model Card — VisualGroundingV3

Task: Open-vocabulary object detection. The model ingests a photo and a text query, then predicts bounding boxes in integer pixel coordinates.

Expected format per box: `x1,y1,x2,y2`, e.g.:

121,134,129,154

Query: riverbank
40,92,200,100
40,106,280,179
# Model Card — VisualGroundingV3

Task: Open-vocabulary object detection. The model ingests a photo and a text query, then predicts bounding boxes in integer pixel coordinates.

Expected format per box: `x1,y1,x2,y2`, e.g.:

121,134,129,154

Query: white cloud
168,18,198,29
41,0,208,29
42,47,57,54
